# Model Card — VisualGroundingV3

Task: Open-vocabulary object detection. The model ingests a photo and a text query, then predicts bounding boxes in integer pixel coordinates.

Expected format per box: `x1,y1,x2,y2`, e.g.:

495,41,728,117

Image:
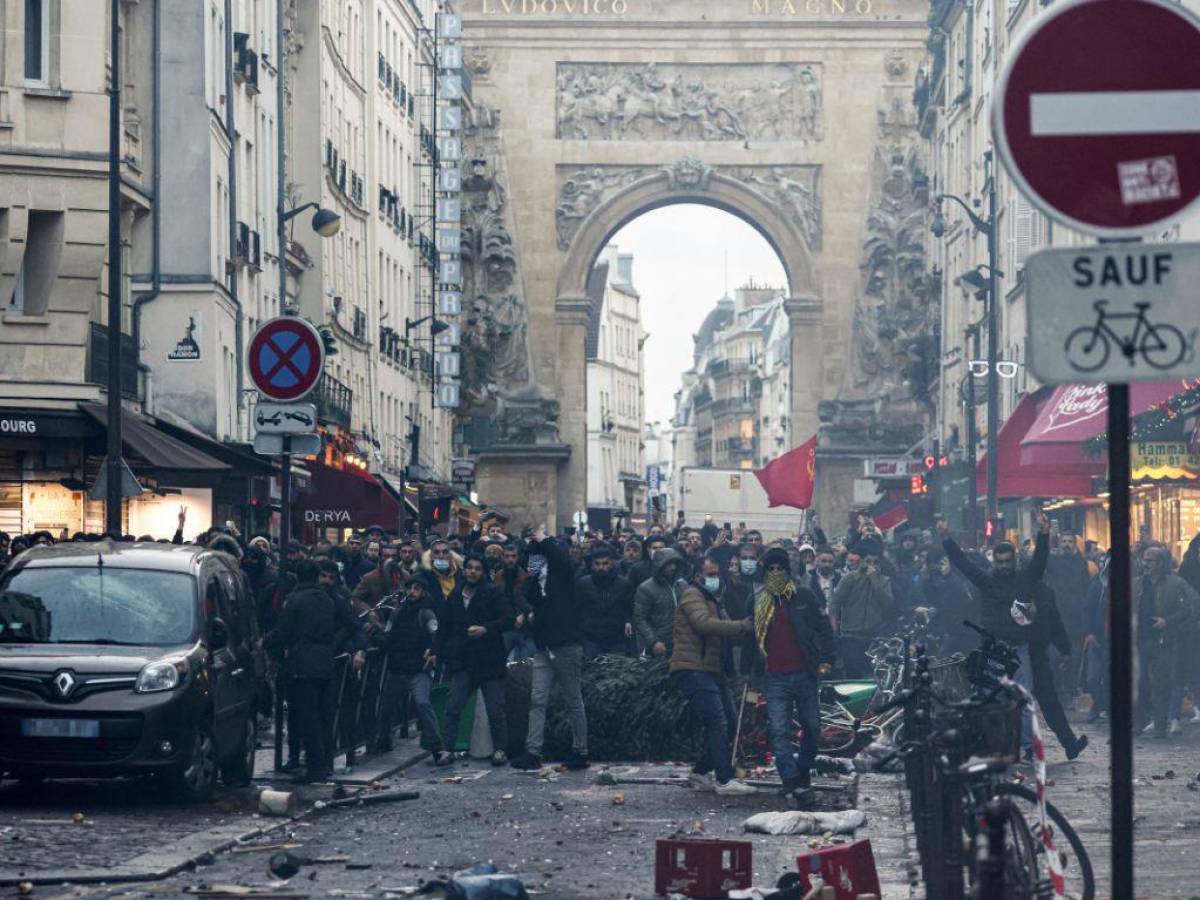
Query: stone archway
457,0,932,530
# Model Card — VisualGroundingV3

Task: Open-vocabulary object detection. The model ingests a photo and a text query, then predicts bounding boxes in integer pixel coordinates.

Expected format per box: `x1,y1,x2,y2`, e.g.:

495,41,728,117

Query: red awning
976,389,1102,499
1019,380,1200,468
294,463,403,532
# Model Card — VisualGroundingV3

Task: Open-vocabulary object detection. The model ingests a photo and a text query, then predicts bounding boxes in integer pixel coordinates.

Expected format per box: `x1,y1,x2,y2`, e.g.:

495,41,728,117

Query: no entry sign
994,0,1200,236
247,317,325,402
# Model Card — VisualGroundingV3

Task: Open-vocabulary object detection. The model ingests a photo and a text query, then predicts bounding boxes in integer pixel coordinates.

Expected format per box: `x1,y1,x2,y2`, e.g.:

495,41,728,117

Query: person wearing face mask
753,548,835,799
916,549,974,655
438,555,513,766
373,579,454,765
419,538,462,618
578,544,634,658
633,547,687,657
669,556,757,795
725,544,762,674
803,547,840,612
829,538,894,677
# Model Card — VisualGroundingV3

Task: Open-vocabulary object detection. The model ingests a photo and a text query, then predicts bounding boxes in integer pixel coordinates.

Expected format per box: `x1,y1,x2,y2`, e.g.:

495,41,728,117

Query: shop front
294,461,404,542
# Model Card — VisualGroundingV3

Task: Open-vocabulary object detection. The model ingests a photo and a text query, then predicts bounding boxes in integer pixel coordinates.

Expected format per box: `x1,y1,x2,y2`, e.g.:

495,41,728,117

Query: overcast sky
606,204,788,426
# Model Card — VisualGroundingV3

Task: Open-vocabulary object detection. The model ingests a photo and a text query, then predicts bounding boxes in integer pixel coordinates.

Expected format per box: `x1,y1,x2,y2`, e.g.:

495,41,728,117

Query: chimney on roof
617,254,634,286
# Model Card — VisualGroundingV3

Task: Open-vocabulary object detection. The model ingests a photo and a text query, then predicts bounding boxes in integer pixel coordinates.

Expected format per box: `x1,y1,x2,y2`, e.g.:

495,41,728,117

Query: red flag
753,435,817,509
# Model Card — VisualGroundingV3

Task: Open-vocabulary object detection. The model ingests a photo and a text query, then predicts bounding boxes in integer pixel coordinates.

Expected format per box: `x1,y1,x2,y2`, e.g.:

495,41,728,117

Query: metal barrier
271,646,395,772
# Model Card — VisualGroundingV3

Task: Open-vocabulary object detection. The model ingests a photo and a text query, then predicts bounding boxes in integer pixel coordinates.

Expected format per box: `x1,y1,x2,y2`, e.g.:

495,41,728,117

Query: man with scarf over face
753,548,835,798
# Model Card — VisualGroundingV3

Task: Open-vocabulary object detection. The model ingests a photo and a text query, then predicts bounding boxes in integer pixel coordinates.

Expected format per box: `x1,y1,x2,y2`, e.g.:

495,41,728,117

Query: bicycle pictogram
1064,300,1192,372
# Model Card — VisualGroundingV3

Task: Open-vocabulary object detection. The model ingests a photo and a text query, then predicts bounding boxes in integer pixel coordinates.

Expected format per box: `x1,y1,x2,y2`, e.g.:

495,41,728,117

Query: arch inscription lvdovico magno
457,0,935,530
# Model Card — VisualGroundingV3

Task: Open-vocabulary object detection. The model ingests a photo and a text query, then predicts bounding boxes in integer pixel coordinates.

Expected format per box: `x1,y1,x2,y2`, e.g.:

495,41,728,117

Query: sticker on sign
1025,244,1200,385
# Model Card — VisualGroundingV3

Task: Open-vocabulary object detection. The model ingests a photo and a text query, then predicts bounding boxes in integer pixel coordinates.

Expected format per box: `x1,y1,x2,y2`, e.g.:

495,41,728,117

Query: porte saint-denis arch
453,0,935,529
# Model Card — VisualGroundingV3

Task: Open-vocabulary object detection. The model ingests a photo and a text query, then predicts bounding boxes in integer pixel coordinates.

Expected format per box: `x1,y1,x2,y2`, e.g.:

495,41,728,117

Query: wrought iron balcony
315,372,352,430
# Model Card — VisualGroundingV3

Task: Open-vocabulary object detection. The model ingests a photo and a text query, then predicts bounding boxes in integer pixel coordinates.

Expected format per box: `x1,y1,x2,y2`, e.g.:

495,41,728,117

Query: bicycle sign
1026,244,1200,384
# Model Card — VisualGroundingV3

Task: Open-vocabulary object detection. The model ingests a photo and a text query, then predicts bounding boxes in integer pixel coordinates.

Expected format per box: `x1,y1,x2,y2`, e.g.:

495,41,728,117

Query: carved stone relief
555,160,822,251
459,100,550,439
556,62,823,142
819,96,938,450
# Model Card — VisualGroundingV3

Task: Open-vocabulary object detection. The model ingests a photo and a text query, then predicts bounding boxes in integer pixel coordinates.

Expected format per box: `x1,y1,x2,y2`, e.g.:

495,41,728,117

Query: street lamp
405,315,450,338
281,201,342,238
933,149,1000,545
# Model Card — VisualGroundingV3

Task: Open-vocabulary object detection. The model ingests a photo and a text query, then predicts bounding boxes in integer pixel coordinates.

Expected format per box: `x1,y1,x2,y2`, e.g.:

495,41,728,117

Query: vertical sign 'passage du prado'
476,0,877,15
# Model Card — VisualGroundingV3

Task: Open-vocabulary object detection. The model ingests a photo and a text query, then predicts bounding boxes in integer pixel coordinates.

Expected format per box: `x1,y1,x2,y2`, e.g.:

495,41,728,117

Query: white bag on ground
742,809,867,835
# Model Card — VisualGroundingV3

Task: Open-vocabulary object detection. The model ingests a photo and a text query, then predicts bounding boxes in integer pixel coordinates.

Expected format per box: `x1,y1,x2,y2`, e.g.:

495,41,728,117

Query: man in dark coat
916,549,975,656
261,560,363,783
512,531,590,771
1136,546,1198,737
437,554,513,765
1026,581,1088,758
375,578,453,764
577,543,634,657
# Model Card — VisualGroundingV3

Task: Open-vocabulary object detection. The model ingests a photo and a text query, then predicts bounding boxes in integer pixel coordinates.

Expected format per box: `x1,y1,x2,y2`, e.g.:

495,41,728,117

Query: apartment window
25,0,49,84
9,210,65,316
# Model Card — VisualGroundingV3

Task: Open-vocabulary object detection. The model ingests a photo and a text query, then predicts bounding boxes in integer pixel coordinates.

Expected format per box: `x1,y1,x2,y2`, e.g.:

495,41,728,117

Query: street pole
276,0,288,316
273,433,291,771
1106,383,1133,900
965,324,980,547
984,152,1000,543
105,0,124,535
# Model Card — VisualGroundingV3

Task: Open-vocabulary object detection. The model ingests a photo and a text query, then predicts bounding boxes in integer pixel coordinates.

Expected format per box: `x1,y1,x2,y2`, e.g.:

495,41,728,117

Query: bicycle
1065,299,1188,372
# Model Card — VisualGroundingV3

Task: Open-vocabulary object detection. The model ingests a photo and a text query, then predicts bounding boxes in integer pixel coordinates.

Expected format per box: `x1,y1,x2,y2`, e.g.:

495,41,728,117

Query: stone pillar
476,444,571,531
785,294,824,447
554,294,591,530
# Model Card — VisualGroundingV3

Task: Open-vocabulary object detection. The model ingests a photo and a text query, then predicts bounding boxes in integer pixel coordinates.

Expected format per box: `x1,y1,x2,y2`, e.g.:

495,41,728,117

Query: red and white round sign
994,0,1200,237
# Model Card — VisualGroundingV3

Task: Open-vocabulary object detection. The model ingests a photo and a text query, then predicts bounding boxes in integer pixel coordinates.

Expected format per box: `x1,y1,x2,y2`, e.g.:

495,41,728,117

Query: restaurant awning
294,462,403,532
976,389,1102,499
1019,380,1200,468
80,403,229,472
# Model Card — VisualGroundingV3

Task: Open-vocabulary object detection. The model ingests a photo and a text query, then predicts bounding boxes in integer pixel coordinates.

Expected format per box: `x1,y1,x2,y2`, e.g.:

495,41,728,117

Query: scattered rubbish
20,819,93,827
444,864,529,900
314,790,420,811
500,794,514,801
17,882,33,896
185,886,310,899
1175,819,1200,831
71,812,86,824
795,838,880,898
269,852,303,880
258,790,298,817
195,851,217,866
742,809,867,836
611,794,626,806
345,863,374,871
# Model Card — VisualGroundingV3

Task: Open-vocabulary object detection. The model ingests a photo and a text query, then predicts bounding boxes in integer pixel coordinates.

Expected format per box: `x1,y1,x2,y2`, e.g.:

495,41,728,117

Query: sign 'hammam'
476,0,875,15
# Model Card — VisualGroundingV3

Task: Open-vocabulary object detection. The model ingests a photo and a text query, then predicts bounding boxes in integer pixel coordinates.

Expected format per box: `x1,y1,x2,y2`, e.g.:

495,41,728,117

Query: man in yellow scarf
753,547,835,799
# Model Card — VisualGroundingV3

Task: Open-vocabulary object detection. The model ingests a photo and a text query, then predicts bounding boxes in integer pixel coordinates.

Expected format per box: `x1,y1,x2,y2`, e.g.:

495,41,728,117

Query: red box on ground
796,839,880,900
654,838,752,898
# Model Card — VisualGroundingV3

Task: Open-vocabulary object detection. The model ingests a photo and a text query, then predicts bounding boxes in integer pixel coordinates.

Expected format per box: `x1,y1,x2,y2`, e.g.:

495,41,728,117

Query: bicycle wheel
1141,323,1187,369
992,783,1096,900
965,801,1040,898
1065,327,1110,372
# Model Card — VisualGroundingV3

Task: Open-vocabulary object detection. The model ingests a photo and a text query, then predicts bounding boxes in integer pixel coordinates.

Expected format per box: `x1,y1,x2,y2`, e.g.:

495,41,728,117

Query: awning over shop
1018,380,1200,468
976,389,1102,499
294,462,402,532
154,412,276,477
80,403,229,472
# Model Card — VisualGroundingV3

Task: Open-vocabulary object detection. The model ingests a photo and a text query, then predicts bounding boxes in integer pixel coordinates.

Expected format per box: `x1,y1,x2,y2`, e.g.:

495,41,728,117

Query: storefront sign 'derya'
475,0,877,14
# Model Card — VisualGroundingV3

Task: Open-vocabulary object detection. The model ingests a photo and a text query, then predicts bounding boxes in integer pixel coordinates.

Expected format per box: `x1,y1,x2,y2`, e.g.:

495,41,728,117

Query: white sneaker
1142,721,1157,734
1168,718,1182,735
688,771,715,792
714,779,757,796
1191,709,1200,724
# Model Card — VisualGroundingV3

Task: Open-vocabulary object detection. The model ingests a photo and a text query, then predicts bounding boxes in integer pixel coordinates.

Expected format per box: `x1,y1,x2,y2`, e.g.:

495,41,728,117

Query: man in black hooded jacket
578,543,633,657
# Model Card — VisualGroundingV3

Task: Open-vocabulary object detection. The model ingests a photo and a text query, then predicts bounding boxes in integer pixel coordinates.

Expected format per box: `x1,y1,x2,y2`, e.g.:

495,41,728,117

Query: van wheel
170,726,219,802
222,715,257,787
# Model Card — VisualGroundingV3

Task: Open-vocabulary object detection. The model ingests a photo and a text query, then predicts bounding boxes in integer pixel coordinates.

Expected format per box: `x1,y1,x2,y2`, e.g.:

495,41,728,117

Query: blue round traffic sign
247,317,326,401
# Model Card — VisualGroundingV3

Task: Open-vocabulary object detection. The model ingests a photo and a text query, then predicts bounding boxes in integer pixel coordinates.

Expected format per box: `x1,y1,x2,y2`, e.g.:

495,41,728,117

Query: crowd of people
2,505,1198,793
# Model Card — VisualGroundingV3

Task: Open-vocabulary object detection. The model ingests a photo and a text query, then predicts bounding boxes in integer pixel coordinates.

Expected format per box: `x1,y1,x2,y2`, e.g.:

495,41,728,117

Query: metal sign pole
273,435,291,772
105,0,124,535
1106,382,1133,900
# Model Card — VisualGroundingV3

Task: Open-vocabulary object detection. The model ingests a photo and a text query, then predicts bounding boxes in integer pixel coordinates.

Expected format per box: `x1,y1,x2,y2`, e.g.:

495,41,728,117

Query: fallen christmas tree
504,654,706,762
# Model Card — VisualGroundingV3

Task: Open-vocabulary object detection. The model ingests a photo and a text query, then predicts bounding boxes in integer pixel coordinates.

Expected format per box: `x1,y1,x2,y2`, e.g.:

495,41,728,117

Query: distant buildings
672,282,792,476
585,244,646,523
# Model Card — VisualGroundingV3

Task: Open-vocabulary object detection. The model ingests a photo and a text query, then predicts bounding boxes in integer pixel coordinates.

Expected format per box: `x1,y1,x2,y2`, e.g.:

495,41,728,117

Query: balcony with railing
315,372,352,430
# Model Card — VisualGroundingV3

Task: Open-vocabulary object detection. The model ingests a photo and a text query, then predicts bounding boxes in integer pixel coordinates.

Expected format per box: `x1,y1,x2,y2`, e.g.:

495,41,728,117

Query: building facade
585,244,645,520
672,284,791,474
0,0,458,540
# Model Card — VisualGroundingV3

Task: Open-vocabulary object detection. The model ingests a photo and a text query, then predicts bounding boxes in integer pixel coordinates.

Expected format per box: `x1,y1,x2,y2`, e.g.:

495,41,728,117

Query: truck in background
676,466,807,543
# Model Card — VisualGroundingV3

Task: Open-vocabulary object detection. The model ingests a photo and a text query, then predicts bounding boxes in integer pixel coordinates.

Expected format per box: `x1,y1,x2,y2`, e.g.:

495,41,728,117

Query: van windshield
0,567,196,646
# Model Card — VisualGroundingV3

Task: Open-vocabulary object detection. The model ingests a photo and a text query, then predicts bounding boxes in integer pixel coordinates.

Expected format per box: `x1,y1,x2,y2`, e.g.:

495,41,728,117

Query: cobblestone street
1,708,1198,899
